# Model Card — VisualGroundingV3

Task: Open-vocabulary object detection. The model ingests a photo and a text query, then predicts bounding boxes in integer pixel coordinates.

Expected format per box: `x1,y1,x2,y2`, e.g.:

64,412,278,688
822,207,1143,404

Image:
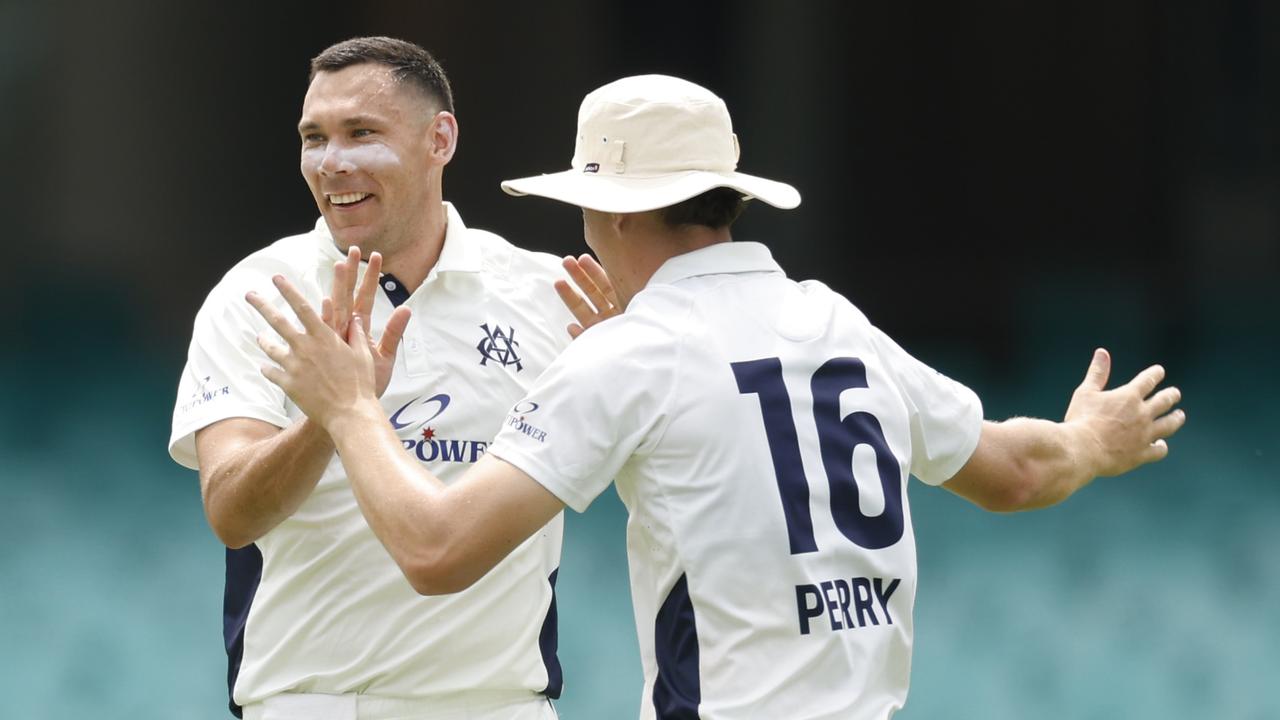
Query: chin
326,222,379,252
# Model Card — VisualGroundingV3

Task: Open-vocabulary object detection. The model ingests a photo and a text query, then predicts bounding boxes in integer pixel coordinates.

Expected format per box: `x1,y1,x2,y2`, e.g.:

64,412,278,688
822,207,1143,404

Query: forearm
947,418,1103,512
325,402,457,588
200,417,335,548
997,418,1101,510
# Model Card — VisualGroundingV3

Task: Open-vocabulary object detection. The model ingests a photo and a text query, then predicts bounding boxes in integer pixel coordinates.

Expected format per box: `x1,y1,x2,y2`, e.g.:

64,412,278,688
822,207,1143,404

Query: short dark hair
660,187,748,230
310,36,454,113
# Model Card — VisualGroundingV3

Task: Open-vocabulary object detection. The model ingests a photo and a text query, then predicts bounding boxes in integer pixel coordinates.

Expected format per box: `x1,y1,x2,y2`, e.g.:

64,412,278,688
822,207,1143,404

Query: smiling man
168,37,605,720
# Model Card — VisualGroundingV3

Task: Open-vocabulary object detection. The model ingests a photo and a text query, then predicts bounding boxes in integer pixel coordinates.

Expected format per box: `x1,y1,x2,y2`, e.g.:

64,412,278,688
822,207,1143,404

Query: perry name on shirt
796,575,901,635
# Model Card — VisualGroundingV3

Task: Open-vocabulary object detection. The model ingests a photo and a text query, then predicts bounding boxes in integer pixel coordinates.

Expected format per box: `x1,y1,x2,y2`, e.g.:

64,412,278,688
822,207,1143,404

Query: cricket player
169,37,617,719
247,75,1186,719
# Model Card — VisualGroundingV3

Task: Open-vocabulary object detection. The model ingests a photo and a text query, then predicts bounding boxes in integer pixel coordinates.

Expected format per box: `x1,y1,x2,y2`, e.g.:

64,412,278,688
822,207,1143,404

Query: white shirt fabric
490,241,983,720
170,203,574,713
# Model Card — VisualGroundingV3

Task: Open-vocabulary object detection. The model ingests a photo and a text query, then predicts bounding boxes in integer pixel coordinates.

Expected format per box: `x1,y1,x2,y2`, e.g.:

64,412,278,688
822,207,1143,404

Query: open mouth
327,192,373,209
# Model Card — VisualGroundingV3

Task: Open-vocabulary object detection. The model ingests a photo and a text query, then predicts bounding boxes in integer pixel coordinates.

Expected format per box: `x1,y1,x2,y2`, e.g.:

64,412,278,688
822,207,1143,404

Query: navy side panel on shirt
539,568,563,698
223,544,263,719
653,573,700,719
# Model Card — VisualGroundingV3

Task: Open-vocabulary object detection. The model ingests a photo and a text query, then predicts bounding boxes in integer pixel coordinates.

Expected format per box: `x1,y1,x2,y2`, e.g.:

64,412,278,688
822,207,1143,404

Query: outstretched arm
944,349,1185,512
247,271,564,595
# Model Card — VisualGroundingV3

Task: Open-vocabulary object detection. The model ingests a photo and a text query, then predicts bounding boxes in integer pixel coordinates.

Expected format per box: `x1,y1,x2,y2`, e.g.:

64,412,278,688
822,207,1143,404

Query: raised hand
553,253,621,339
321,247,412,396
1064,348,1186,477
246,275,380,430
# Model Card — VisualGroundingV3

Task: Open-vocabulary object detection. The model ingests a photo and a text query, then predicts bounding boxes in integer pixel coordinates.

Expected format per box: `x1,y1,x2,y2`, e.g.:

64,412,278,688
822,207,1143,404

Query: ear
427,111,459,166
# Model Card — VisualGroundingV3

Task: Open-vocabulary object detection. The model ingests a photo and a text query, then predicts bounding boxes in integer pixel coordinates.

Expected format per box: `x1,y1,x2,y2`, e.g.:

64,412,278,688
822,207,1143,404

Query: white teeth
329,192,370,205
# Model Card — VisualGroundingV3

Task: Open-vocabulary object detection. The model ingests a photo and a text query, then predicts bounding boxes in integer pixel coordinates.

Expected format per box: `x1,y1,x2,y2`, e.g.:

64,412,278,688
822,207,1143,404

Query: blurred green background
2,1,1277,718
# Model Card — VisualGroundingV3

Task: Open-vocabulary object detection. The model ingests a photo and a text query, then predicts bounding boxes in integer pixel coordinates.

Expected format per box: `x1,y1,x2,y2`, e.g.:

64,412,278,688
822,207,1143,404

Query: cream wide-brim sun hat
501,75,800,213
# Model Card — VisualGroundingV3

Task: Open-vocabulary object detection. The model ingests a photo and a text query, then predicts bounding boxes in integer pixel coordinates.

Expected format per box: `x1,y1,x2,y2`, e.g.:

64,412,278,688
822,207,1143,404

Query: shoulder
466,226,565,283
796,278,872,325
195,226,327,319
565,290,694,372
217,229,322,288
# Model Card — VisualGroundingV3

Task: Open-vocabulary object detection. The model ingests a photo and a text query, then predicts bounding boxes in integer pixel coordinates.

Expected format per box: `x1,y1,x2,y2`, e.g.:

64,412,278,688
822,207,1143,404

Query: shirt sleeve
487,318,675,513
168,276,294,470
869,327,984,485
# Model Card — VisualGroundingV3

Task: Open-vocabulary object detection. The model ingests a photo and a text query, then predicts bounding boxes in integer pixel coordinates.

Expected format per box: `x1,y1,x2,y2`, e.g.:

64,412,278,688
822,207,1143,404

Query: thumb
1080,348,1111,391
378,306,413,357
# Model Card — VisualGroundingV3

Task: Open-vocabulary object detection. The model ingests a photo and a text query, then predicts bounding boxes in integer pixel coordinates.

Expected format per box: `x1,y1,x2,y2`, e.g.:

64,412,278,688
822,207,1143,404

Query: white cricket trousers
242,691,558,720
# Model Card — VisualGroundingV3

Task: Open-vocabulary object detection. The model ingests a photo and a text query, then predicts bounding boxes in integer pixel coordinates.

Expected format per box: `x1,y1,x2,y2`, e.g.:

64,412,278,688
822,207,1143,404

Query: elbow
200,474,263,549
398,544,481,597
406,574,471,597
207,513,259,550
204,503,260,549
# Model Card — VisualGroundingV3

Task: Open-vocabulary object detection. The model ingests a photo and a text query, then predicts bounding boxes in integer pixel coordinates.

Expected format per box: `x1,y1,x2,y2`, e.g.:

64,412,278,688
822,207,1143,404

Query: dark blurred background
2,1,1277,718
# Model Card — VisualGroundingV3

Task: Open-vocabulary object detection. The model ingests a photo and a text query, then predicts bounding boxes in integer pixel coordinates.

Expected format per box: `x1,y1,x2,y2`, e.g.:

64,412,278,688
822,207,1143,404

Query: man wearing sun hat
247,74,1185,718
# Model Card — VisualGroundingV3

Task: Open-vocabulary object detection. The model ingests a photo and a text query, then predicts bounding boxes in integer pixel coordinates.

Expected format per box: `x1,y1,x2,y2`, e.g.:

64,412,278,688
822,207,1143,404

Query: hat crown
570,75,739,176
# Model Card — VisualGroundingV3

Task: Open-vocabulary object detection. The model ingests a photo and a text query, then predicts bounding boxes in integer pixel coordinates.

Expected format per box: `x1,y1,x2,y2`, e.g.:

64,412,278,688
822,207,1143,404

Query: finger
260,362,287,390
554,278,597,329
331,250,357,333
1079,348,1111,391
347,310,373,353
377,306,413,357
354,251,383,332
1128,364,1167,398
272,275,328,335
576,253,619,307
1145,386,1182,417
1141,438,1170,464
246,290,301,341
321,297,334,328
1150,408,1186,440
255,332,289,364
561,257,601,311
563,256,613,314
567,323,584,339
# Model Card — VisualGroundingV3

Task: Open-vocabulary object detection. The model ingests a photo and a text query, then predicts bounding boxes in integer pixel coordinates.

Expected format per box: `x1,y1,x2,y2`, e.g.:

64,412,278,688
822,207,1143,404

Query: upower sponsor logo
389,393,489,464
505,400,548,443
179,376,230,414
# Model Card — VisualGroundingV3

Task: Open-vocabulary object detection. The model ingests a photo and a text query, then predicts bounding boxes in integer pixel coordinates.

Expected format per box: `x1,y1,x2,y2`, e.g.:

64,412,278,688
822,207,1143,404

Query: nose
319,142,357,177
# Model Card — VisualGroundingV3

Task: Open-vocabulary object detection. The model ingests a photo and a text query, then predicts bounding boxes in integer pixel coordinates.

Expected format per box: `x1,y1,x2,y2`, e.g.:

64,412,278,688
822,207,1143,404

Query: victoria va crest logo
477,323,522,371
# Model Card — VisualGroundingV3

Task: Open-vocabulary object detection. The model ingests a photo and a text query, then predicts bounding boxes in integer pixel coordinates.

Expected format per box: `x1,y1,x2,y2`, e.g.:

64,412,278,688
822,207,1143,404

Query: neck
381,199,447,293
608,217,731,308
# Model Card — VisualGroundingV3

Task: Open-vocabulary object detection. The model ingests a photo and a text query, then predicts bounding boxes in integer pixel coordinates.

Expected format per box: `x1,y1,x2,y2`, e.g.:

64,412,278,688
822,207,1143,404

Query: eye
301,133,325,145
352,128,374,138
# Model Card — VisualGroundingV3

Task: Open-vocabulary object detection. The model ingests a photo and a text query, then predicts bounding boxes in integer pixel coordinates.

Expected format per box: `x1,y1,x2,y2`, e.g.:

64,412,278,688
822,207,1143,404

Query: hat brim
500,169,800,213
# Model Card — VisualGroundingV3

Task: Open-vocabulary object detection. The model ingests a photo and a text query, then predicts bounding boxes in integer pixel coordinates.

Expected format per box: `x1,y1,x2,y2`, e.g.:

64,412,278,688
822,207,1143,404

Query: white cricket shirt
490,241,983,720
170,204,574,715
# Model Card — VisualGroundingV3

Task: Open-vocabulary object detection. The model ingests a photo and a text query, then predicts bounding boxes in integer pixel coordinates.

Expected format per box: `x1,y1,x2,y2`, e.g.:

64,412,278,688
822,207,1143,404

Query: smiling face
298,63,448,255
